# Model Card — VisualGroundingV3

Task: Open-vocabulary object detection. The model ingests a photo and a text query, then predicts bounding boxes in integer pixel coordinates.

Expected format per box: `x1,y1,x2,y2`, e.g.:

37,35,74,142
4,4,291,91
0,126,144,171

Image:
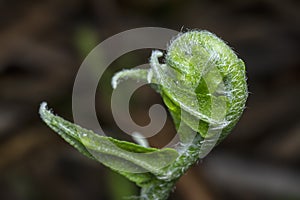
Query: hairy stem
140,133,203,199
140,180,175,200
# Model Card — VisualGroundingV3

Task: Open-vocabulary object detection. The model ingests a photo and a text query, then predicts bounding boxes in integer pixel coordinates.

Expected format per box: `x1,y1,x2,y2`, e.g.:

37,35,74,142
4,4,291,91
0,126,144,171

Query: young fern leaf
39,102,178,186
163,31,248,141
40,30,248,200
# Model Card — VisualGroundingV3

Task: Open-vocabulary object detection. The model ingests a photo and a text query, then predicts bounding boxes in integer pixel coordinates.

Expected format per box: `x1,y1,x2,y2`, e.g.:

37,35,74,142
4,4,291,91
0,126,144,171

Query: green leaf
39,102,178,183
163,31,248,140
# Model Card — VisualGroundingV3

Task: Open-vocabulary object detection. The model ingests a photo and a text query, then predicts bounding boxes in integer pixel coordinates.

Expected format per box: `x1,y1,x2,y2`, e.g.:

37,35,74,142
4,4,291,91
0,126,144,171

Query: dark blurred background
0,0,299,199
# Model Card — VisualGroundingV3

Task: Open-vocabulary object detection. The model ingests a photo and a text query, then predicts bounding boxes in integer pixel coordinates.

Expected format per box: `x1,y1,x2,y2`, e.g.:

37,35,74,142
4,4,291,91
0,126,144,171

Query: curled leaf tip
39,102,51,122
111,68,149,89
39,101,47,114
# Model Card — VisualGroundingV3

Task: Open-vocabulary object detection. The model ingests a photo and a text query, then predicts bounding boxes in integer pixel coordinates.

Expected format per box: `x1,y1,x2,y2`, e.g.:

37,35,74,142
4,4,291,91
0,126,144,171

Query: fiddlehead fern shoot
40,30,248,200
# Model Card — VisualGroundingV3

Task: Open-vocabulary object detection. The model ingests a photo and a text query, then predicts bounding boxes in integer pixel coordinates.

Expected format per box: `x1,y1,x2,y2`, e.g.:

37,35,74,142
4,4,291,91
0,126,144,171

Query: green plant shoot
40,30,248,200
